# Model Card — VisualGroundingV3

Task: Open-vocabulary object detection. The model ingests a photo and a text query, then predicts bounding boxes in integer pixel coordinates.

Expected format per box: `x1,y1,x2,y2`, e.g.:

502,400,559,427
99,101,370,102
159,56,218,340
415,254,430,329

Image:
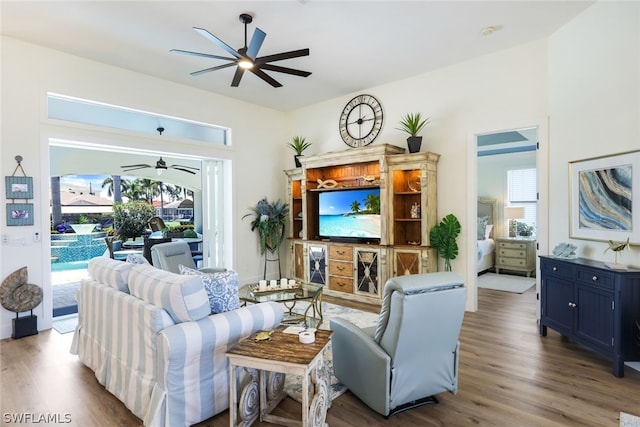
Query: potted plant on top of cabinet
287,136,312,167
396,112,430,153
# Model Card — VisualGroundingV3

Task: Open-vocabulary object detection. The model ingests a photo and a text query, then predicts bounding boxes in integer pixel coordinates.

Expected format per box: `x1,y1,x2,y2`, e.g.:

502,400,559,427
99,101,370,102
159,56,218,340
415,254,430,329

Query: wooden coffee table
226,326,332,427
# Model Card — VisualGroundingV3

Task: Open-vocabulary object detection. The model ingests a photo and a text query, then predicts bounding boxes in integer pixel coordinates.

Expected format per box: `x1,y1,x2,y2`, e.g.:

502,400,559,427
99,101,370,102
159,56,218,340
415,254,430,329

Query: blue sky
318,188,379,215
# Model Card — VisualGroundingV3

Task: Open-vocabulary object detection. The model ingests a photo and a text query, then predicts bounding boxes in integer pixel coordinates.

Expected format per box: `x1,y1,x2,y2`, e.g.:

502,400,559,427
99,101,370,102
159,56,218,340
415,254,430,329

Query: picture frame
6,203,34,226
569,150,640,243
5,176,33,199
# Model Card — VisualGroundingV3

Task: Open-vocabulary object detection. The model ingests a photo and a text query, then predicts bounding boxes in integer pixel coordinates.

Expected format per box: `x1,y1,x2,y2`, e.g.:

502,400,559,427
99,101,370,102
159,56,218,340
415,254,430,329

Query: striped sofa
70,257,284,427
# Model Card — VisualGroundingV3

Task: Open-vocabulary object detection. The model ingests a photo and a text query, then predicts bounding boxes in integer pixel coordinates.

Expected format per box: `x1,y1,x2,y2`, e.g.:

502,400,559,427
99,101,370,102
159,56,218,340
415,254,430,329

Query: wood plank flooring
2,287,639,426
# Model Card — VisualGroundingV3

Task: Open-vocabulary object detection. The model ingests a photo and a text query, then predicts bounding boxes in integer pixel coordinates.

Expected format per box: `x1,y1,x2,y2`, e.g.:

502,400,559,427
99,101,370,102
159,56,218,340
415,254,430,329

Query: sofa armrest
148,301,284,427
330,318,391,416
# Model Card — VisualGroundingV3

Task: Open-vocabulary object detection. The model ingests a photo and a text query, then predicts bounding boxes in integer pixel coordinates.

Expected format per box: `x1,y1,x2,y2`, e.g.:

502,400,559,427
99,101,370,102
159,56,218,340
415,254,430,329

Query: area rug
52,314,78,334
620,412,640,427
283,301,379,403
477,273,535,294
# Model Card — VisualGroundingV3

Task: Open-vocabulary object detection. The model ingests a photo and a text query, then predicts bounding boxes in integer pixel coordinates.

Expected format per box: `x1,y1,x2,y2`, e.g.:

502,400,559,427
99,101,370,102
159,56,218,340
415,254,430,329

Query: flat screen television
318,187,381,243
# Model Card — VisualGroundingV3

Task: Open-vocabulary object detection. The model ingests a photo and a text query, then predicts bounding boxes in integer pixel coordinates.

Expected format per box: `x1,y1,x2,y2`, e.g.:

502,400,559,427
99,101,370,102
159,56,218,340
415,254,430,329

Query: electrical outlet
34,232,41,242
2,234,9,245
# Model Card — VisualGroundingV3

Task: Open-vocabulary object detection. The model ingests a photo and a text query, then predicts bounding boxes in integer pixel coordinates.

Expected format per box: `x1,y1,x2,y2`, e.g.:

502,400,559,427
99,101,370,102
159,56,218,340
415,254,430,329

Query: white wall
289,40,549,310
548,1,640,264
0,36,289,338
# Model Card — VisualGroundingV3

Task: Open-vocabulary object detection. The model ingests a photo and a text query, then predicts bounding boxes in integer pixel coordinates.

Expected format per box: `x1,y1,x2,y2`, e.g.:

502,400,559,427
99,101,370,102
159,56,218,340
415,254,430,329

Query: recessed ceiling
1,1,594,111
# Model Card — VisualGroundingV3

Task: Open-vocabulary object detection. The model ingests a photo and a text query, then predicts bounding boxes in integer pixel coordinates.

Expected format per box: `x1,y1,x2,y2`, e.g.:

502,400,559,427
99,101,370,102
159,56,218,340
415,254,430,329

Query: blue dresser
539,256,640,377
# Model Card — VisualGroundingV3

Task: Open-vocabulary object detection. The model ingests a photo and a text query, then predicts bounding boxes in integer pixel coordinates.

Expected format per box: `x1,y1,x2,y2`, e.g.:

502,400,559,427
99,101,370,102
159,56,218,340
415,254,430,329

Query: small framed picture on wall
5,176,34,199
6,203,34,226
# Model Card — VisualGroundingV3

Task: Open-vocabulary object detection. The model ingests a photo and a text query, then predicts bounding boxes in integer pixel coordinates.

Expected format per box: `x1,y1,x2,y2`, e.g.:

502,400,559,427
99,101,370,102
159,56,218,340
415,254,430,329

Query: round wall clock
339,94,384,148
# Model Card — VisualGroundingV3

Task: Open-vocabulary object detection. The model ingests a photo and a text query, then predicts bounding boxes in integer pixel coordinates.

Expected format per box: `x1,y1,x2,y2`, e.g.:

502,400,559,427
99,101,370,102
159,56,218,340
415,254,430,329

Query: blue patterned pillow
179,265,240,314
477,216,490,240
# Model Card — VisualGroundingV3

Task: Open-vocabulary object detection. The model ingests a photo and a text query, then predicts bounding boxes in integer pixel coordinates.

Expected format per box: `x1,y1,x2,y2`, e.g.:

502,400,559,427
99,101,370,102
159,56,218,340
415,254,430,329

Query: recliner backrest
374,272,466,362
151,240,196,273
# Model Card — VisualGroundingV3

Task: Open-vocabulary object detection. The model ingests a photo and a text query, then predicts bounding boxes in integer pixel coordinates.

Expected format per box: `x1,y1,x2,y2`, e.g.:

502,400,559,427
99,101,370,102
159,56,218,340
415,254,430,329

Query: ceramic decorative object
407,176,421,192
552,242,577,259
410,202,420,218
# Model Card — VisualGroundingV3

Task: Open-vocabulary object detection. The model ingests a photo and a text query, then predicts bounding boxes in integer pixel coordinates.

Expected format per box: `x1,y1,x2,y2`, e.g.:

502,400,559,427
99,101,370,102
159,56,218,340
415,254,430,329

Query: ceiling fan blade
170,49,236,62
231,67,245,87
121,166,150,172
246,27,266,60
251,68,282,87
255,48,310,65
169,164,199,171
193,27,242,59
121,164,151,169
260,63,311,77
170,167,197,175
191,62,237,76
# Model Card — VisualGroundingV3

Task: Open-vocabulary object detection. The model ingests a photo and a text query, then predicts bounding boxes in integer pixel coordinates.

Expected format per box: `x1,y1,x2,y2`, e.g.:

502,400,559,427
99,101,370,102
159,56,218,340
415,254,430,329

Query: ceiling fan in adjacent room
120,157,199,175
171,13,311,88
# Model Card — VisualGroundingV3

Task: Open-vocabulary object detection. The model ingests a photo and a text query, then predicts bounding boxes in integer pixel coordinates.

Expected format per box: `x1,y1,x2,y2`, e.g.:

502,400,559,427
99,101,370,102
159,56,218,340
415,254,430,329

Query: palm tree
101,176,126,203
350,200,361,213
365,192,380,214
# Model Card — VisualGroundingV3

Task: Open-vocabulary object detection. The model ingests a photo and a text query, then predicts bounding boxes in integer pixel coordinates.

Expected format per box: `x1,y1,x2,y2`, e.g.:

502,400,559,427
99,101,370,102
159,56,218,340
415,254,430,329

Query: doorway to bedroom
476,127,538,297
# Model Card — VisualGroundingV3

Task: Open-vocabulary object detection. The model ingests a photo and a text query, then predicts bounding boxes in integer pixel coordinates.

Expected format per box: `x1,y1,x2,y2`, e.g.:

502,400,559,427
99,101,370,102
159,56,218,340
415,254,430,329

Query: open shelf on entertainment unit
284,145,440,304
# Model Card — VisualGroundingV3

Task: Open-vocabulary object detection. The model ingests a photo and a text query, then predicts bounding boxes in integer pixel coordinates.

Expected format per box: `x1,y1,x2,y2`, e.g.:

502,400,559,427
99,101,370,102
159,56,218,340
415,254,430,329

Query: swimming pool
51,260,89,272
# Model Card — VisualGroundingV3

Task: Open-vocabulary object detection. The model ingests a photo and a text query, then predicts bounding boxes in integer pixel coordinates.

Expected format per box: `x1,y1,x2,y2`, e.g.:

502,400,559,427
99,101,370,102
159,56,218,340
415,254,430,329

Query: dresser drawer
328,276,353,293
540,259,574,279
498,248,526,258
576,267,615,289
497,257,527,268
329,260,353,277
498,241,528,250
329,245,352,261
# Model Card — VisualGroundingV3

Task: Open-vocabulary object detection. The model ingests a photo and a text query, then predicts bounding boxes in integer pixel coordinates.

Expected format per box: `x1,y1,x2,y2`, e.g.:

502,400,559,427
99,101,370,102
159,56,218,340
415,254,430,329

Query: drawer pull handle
592,276,598,281
337,266,345,271
552,267,558,271
568,302,577,308
337,250,345,255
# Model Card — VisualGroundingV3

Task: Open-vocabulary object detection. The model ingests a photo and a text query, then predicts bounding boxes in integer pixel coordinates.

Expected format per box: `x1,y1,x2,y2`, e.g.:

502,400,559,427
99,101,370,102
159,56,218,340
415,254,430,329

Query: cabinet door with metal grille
307,243,327,285
355,247,380,297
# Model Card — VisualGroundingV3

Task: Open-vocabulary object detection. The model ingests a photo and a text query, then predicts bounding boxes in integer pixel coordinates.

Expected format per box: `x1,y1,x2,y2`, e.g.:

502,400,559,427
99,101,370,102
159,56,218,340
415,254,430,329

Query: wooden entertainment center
284,144,440,305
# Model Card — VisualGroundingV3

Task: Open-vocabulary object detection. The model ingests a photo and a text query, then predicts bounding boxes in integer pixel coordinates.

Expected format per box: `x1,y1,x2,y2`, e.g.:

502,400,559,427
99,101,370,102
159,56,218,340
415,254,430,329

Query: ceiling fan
171,13,311,88
120,157,199,175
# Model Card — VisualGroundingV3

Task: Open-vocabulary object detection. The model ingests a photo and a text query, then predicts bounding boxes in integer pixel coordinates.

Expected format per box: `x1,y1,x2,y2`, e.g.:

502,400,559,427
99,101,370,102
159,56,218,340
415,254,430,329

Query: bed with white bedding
477,198,496,274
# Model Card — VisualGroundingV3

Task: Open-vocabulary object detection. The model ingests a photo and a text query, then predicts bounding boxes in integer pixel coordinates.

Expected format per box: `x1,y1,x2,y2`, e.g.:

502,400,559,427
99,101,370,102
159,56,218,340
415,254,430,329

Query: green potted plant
396,112,430,153
287,136,312,167
243,197,290,255
429,213,461,272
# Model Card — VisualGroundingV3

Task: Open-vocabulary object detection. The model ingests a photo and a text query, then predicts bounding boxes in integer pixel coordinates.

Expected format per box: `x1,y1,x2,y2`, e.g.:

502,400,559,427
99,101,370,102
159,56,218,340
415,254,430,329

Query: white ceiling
1,1,594,112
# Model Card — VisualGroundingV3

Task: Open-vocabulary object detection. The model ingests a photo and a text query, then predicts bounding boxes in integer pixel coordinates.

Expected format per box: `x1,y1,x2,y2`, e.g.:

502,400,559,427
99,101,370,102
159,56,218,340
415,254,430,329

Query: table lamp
504,206,525,237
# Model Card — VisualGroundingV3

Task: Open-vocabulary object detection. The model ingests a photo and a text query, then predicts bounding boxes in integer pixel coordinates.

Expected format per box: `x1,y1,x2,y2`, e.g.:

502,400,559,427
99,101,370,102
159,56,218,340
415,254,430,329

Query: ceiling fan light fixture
238,59,254,69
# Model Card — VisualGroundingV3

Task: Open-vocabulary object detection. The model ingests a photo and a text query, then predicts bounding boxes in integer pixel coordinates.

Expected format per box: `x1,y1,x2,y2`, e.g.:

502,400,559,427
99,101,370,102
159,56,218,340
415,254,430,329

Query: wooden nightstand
494,237,536,277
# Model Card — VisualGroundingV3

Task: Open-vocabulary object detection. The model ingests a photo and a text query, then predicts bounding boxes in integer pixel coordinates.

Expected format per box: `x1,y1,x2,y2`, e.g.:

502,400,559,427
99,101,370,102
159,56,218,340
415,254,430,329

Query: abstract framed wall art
569,151,640,243
5,176,33,199
6,203,34,226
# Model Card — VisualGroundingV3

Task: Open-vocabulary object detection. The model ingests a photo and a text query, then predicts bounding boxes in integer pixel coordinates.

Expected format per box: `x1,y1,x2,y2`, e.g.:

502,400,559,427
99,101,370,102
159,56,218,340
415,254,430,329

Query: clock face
339,94,384,148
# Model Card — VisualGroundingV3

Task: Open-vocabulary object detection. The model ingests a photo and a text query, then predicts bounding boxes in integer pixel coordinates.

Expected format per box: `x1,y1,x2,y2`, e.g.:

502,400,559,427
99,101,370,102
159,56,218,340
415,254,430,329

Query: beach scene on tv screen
319,188,381,238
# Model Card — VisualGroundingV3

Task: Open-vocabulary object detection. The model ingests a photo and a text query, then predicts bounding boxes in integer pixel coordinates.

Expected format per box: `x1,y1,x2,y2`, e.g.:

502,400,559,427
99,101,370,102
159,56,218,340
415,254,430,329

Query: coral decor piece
0,266,43,313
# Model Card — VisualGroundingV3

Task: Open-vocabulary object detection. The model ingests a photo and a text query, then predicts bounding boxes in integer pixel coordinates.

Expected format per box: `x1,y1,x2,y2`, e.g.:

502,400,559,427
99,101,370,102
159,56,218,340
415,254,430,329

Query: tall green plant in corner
243,197,289,255
429,213,461,272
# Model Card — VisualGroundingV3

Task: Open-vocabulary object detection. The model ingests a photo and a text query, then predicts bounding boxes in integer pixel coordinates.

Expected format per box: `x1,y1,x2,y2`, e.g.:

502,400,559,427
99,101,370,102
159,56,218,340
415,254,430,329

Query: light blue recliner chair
330,272,467,417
